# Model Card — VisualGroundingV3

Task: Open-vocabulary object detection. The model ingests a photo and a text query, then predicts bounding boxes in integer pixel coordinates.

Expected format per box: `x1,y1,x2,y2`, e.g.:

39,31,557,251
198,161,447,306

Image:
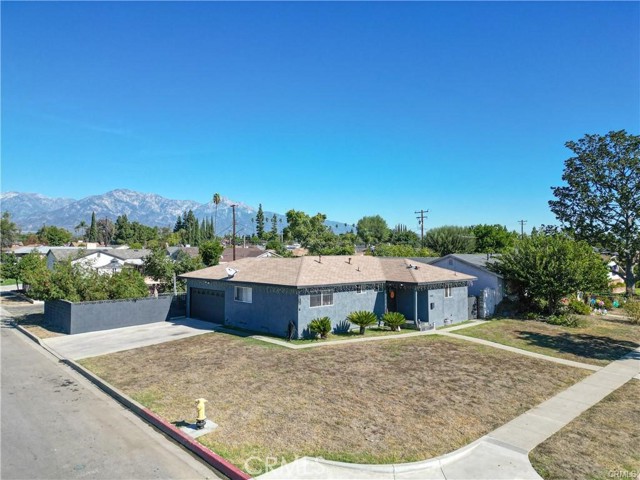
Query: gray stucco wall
297,286,386,337
431,258,503,298
44,295,181,335
394,286,469,327
225,285,298,337
425,286,468,327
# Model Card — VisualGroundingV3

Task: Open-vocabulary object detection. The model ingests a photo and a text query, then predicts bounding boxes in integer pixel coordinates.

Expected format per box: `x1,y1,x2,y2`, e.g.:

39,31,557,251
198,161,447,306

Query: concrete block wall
45,295,183,335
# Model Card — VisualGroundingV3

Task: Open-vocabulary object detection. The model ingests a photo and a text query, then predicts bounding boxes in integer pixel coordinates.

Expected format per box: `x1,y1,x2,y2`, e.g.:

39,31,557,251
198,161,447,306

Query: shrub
545,314,586,328
601,298,614,310
382,312,406,331
346,310,378,335
568,299,591,315
624,301,640,324
308,317,332,339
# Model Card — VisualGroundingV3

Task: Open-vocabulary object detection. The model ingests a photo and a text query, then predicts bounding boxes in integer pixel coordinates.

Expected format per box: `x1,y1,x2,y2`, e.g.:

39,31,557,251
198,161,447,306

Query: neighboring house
14,246,79,258
425,254,505,318
180,255,475,339
46,248,151,274
167,246,200,260
219,246,281,263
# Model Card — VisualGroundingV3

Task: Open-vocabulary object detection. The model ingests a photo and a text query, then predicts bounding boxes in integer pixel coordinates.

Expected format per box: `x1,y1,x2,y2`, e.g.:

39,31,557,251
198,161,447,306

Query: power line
414,209,429,246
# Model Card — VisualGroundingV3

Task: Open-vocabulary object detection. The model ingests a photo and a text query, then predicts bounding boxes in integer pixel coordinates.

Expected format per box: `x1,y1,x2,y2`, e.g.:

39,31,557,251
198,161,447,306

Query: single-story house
426,254,505,318
46,248,151,274
180,255,476,339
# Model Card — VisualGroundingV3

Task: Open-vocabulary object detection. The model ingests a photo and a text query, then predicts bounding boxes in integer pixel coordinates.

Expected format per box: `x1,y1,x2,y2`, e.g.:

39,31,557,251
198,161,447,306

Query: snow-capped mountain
1,189,352,235
0,192,75,221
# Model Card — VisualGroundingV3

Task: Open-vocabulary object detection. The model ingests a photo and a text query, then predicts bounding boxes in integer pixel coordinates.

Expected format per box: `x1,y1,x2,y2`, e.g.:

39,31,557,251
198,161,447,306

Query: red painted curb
141,407,251,480
62,359,252,480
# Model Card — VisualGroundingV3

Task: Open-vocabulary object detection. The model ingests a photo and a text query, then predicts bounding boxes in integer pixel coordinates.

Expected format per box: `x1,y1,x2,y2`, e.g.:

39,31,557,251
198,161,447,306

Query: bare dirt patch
80,332,588,474
530,379,640,480
459,317,639,366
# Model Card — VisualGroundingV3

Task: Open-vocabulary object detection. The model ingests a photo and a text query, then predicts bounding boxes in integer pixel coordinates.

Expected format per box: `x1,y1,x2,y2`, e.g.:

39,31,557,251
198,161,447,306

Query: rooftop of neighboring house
428,253,502,275
107,248,152,261
180,255,475,288
220,246,271,262
15,246,79,255
167,246,200,259
48,248,109,261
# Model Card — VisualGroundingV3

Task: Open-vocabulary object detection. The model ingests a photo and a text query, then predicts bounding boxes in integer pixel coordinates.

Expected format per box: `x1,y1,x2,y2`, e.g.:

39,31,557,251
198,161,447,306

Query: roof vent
225,267,238,278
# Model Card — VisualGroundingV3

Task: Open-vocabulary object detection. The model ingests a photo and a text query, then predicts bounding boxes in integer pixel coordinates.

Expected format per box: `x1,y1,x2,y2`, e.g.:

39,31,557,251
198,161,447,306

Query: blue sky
2,1,638,233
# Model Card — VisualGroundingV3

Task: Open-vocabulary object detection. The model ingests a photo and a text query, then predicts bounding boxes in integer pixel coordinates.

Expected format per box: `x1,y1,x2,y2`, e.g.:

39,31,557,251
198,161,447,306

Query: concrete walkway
42,318,216,360
259,346,640,480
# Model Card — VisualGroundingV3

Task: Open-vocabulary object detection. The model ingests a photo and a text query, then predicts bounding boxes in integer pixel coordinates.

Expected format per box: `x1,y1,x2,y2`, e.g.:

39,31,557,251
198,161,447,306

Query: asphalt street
1,317,222,480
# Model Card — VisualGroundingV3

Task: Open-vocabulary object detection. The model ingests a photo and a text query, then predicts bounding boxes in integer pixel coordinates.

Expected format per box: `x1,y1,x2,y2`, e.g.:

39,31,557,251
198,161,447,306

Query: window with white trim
310,290,333,307
444,285,452,298
356,285,364,294
234,286,252,303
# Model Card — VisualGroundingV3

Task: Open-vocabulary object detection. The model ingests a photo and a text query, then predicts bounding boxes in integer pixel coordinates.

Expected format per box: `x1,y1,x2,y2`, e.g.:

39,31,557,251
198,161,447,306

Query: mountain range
0,189,353,235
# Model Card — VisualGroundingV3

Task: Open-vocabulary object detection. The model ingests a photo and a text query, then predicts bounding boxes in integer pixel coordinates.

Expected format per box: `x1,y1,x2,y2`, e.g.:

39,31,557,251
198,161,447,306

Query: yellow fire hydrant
195,398,207,429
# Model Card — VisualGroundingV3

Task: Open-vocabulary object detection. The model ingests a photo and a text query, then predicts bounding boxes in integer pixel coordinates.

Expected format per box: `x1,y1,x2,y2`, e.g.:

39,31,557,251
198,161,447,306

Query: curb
11,321,251,480
64,358,251,480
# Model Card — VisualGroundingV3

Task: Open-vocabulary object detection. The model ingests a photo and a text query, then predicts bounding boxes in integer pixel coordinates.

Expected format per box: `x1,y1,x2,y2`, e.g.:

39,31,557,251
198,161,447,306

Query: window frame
234,286,253,303
310,289,333,308
444,285,453,298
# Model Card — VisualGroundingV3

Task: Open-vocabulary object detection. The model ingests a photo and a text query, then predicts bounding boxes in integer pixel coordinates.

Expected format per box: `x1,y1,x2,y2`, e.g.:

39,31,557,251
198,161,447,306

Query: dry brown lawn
0,297,64,339
80,332,589,475
530,379,640,480
459,317,640,366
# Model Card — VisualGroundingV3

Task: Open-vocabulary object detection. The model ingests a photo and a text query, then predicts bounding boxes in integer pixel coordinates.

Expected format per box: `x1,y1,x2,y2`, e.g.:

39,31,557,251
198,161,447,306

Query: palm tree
75,220,88,241
213,193,221,237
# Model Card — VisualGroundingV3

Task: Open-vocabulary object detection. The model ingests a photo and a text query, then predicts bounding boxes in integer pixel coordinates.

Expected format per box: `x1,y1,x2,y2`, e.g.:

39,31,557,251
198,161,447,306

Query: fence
45,294,187,335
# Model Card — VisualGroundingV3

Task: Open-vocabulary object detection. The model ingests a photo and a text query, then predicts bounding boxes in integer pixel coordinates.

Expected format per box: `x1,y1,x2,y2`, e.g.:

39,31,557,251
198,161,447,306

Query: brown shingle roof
180,255,475,287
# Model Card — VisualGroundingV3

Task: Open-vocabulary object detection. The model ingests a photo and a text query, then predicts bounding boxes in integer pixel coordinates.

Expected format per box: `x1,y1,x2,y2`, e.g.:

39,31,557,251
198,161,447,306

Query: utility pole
518,219,527,239
414,209,429,246
232,204,237,261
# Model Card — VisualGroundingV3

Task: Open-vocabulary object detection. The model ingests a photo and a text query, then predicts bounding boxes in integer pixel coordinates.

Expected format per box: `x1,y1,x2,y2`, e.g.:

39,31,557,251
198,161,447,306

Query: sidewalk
258,346,640,480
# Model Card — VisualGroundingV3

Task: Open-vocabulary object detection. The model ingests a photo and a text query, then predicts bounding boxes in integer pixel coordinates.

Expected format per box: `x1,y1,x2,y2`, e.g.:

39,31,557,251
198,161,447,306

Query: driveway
43,318,216,360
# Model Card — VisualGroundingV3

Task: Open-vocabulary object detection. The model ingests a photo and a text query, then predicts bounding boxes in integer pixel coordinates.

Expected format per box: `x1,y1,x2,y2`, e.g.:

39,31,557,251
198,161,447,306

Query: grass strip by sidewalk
530,379,640,480
457,317,640,366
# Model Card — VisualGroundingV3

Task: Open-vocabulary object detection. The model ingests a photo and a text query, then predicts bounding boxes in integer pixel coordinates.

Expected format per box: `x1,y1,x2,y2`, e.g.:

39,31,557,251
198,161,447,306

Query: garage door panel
190,288,225,323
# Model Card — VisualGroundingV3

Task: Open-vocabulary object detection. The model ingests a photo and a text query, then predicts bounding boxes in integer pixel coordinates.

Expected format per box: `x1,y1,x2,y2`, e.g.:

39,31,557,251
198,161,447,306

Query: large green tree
18,251,51,299
1,212,20,248
356,215,390,245
36,225,72,246
491,232,608,314
256,204,265,239
471,224,518,253
88,212,98,242
200,240,224,267
424,225,475,256
549,130,640,295
0,252,20,289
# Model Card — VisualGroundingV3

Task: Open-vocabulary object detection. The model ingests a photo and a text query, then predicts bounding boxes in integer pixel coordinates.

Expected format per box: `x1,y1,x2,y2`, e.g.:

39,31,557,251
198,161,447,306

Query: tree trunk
359,326,365,335
625,256,636,296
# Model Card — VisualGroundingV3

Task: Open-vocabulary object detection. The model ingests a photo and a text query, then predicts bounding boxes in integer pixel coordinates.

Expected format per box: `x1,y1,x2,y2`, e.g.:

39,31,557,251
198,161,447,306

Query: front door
387,287,397,312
